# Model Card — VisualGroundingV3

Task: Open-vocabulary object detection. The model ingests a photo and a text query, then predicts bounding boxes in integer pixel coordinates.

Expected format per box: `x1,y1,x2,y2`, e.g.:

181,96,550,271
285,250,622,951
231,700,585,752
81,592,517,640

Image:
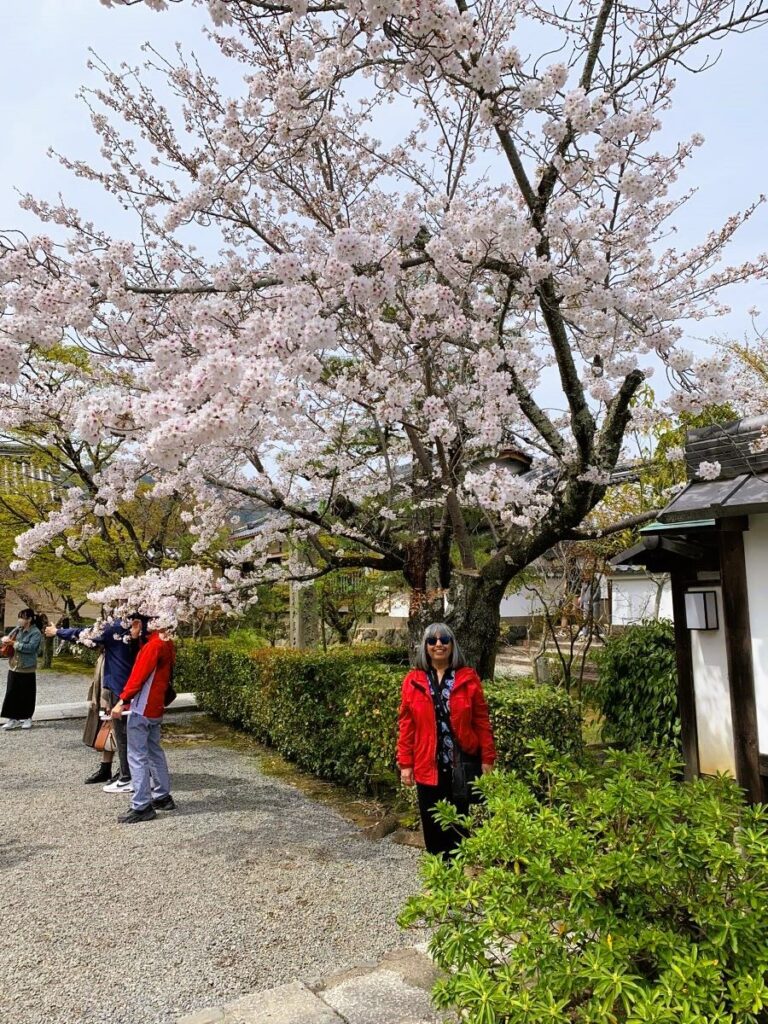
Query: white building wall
744,515,768,755
688,585,736,776
610,575,673,625
2,587,101,630
499,589,547,618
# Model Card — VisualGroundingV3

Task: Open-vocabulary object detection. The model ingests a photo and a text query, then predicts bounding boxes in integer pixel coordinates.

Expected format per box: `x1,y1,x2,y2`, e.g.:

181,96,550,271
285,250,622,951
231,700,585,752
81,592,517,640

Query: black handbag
451,747,482,800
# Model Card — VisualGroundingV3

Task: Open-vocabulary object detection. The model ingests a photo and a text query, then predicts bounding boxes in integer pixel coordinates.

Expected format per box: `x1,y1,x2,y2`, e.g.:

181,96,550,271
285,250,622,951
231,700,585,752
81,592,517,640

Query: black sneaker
117,806,157,824
85,764,114,785
152,795,176,811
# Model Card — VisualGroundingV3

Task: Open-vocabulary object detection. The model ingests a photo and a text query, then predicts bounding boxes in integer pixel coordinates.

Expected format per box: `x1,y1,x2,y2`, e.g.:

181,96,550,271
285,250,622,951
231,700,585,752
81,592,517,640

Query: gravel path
0,713,424,1024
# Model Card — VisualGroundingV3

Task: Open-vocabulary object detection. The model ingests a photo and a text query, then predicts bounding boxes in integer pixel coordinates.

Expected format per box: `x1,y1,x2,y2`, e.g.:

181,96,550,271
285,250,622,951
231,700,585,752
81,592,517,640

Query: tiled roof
685,414,768,481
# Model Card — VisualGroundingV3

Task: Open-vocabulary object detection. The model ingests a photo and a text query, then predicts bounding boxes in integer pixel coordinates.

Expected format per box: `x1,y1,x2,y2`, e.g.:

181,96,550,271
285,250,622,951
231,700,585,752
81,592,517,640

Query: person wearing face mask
1,609,45,731
46,614,148,790
397,622,496,858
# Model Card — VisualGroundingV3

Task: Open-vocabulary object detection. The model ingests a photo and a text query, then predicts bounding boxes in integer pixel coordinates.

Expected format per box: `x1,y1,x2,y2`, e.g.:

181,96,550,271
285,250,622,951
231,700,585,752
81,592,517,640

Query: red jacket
397,667,496,786
119,632,176,719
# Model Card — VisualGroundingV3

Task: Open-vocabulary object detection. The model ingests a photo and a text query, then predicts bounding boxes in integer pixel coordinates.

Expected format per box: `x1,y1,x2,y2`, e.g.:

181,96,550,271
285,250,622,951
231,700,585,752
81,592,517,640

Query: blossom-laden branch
2,0,768,621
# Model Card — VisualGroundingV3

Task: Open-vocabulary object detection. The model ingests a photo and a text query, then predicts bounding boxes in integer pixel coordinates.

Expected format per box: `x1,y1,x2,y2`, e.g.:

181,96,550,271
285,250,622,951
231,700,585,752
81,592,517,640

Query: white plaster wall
688,586,736,776
499,589,547,618
382,594,410,618
378,588,550,621
610,576,673,625
2,587,101,631
744,515,768,754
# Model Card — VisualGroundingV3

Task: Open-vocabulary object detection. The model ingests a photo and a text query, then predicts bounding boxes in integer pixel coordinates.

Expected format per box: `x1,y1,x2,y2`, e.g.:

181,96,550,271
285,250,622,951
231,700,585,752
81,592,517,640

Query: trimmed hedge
177,642,582,793
485,676,582,772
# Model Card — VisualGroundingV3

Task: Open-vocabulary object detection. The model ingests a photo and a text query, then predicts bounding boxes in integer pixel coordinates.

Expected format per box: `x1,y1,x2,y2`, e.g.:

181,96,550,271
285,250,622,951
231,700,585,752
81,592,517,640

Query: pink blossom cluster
1,0,767,616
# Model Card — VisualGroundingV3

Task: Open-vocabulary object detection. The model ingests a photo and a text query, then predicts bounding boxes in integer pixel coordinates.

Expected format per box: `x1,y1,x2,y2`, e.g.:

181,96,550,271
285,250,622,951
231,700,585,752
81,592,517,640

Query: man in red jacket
111,624,176,824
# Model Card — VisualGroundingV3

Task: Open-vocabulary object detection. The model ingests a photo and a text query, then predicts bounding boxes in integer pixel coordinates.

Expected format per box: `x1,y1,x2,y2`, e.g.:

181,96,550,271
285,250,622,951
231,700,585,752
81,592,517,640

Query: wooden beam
670,573,700,781
718,522,762,803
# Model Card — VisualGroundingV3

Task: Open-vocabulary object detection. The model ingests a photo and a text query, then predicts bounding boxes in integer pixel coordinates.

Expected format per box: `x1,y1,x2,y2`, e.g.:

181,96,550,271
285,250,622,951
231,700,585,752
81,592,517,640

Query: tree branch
563,509,661,540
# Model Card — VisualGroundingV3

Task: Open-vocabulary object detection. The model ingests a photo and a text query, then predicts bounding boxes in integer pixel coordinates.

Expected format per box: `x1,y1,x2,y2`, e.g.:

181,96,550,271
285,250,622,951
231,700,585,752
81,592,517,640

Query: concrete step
26,692,198,722
495,650,598,680
177,946,447,1024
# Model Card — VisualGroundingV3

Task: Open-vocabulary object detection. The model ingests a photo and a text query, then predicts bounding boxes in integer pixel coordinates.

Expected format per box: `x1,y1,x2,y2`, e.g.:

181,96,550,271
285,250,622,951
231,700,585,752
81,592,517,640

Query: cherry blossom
3,0,768,670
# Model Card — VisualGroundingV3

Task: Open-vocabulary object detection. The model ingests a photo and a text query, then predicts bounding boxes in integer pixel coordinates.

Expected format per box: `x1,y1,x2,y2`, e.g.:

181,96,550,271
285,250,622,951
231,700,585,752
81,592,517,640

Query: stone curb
3,692,199,723
177,946,448,1024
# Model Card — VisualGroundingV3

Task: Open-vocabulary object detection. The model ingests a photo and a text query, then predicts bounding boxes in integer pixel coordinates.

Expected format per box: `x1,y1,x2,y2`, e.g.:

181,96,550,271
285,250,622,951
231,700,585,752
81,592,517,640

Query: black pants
113,715,130,781
1,670,36,720
416,767,472,858
101,690,130,780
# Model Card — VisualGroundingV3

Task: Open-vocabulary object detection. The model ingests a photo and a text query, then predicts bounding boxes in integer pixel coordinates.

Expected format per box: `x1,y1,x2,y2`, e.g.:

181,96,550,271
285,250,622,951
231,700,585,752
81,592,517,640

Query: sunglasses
426,635,452,646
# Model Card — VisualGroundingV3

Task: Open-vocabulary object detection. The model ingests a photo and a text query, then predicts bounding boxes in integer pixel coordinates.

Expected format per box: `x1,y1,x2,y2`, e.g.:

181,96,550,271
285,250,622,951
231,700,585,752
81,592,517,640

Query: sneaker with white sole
2,719,21,730
103,778,134,794
20,719,33,729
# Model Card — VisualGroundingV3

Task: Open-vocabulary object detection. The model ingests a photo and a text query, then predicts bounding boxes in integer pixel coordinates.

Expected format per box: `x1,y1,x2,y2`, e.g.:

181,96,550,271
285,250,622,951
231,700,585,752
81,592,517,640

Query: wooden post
718,520,762,803
670,572,700,781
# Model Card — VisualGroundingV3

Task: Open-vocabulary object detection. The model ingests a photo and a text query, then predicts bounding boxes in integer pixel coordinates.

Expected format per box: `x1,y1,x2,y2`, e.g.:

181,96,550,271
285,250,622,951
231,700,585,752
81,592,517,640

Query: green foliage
590,619,680,750
485,675,582,773
176,643,582,794
176,642,408,791
237,585,290,647
401,743,768,1024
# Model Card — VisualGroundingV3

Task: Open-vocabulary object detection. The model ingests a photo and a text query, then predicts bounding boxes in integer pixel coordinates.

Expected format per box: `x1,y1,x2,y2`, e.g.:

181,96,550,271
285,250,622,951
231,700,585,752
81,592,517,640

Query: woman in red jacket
397,622,496,857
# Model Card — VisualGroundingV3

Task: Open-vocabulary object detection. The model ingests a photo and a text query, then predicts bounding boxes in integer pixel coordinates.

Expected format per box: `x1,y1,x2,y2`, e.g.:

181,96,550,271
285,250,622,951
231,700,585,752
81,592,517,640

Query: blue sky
2,1,767,346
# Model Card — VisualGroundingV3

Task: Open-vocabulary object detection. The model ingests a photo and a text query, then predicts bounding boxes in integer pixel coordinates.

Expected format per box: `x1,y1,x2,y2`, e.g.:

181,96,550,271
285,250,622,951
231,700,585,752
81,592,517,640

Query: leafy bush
401,743,768,1024
485,675,582,773
176,643,581,793
590,619,680,749
176,642,407,790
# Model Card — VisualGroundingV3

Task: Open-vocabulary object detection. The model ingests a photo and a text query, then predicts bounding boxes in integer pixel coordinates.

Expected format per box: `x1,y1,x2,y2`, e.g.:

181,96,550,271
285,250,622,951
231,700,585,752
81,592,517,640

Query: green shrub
401,743,768,1024
177,643,581,794
56,642,100,667
176,642,407,790
486,675,582,773
590,619,680,749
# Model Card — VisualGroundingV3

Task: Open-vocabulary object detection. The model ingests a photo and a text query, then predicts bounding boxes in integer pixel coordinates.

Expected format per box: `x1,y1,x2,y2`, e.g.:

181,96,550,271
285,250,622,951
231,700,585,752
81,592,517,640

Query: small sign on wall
684,590,719,630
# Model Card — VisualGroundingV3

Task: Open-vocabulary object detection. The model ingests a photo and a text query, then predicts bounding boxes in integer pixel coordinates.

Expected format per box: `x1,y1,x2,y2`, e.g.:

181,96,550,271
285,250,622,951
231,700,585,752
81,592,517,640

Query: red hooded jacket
119,632,176,719
397,666,496,786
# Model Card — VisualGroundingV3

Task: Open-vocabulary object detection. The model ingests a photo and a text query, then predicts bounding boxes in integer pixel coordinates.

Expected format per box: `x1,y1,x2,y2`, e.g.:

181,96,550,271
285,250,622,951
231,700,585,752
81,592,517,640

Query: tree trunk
407,571,506,679
42,635,54,669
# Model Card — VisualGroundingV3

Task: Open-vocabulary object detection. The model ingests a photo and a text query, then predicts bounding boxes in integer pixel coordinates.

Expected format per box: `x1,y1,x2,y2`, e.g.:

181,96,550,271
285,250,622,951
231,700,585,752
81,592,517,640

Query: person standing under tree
397,622,496,858
46,614,148,789
1,609,44,730
111,622,176,824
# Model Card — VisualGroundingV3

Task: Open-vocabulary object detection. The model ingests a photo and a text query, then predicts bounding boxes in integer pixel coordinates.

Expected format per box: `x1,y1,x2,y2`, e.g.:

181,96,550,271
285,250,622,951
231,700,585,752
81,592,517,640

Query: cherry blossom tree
2,0,768,673
0,350,206,608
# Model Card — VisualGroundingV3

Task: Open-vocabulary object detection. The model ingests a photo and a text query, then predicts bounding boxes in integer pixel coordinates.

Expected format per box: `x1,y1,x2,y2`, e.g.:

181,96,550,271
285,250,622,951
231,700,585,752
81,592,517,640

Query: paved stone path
179,946,447,1024
0,707,427,1024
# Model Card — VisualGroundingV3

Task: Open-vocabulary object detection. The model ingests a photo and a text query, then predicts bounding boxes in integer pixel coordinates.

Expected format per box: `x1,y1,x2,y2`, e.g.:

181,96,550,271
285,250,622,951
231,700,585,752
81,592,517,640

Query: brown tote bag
93,719,115,752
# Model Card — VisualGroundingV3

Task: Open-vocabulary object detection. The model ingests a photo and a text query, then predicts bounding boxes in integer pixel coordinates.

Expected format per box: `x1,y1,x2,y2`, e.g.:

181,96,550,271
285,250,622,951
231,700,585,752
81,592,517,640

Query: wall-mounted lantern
684,590,719,631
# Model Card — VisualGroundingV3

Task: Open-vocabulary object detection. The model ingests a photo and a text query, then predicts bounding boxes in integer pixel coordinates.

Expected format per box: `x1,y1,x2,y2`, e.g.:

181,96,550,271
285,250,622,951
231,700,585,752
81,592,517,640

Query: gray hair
414,622,466,671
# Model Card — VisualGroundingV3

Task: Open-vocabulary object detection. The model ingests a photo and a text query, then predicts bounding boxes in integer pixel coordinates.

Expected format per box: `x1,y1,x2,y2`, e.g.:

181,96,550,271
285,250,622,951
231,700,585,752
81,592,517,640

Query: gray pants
127,712,171,811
